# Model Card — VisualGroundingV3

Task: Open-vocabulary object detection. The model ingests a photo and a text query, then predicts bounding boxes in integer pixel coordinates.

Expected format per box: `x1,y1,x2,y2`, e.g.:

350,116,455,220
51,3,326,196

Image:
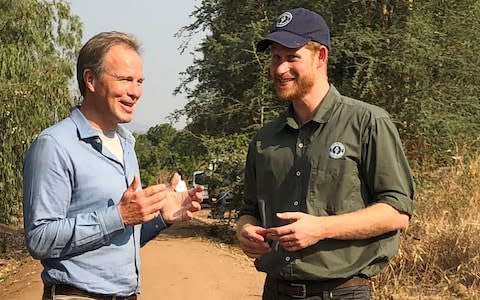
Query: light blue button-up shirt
23,107,167,296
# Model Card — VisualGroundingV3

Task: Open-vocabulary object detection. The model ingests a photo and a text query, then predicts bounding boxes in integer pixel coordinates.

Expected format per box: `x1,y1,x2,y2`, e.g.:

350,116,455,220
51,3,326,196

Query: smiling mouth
276,77,295,86
119,100,135,112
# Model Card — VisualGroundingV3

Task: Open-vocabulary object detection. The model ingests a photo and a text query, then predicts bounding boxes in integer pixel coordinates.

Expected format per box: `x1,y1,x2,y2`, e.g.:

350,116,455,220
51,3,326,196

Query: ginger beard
272,60,316,101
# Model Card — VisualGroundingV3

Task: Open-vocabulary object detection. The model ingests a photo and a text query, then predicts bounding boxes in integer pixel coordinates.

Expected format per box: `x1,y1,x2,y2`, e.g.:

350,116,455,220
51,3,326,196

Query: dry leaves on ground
0,225,29,282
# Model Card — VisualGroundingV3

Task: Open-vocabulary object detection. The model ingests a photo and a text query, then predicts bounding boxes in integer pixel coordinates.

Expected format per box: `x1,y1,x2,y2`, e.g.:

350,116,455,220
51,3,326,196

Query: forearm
320,203,409,240
25,206,124,259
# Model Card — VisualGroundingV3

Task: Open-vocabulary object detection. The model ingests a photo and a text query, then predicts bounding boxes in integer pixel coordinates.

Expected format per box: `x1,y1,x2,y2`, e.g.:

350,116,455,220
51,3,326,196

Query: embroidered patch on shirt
329,142,346,159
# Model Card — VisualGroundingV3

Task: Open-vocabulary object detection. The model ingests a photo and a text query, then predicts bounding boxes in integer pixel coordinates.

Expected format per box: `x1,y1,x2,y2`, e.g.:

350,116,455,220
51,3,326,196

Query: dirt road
0,211,265,300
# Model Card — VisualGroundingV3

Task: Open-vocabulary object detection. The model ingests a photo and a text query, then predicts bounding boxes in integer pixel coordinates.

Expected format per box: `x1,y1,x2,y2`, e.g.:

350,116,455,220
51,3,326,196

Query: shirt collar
70,107,135,144
276,84,341,132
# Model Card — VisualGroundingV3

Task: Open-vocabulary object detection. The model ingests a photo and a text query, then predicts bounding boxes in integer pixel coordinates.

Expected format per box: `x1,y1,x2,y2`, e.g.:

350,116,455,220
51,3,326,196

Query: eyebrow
106,73,145,81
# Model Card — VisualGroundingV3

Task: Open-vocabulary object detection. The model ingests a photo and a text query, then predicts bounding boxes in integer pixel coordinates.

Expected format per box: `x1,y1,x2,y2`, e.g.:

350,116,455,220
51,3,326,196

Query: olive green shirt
240,85,414,280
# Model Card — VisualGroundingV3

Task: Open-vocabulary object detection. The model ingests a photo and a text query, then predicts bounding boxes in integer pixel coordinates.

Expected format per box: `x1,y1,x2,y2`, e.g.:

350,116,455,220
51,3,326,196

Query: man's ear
316,46,328,67
83,69,96,93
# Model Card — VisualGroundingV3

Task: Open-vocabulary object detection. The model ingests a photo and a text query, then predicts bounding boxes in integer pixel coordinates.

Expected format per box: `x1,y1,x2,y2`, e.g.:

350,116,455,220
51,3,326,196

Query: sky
69,0,204,132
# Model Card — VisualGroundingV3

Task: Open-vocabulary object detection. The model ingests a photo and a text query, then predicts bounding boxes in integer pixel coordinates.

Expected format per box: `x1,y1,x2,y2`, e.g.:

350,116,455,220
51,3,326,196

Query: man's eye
271,56,281,64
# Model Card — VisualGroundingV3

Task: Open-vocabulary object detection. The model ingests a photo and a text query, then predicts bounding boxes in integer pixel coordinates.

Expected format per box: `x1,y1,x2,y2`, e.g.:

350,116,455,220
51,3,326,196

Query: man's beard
274,72,315,101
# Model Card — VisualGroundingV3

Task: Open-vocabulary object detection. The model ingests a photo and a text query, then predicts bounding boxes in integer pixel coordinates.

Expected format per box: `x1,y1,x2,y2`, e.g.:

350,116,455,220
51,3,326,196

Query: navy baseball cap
256,8,330,52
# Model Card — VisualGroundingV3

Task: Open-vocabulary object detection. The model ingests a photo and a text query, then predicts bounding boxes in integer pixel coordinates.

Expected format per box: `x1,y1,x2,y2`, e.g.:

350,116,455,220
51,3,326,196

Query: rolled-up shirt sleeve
361,116,415,216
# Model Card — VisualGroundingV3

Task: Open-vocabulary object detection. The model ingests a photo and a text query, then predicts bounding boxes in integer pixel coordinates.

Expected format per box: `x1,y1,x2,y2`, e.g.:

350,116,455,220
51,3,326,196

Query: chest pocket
310,158,365,215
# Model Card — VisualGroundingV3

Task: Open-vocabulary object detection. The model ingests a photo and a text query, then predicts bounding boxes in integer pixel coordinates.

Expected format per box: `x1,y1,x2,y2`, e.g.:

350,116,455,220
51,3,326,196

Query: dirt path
0,211,265,300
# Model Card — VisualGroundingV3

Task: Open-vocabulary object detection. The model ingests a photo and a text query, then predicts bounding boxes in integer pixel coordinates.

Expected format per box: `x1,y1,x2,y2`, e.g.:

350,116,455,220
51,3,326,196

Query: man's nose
127,82,142,99
273,60,290,75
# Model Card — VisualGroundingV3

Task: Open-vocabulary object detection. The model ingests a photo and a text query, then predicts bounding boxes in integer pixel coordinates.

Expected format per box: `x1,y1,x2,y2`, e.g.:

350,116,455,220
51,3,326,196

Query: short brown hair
304,41,323,54
76,31,141,96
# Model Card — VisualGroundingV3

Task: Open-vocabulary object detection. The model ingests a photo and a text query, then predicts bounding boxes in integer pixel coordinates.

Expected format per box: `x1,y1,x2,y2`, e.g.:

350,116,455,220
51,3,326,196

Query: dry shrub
374,153,480,299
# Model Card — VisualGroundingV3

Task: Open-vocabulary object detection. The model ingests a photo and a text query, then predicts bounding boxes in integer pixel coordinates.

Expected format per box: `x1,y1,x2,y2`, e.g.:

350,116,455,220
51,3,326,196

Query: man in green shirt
236,7,415,300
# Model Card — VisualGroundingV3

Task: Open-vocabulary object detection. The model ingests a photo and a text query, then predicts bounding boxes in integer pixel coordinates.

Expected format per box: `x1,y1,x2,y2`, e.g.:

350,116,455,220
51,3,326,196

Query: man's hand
265,212,322,252
236,216,271,258
265,204,410,249
118,176,169,225
160,185,204,224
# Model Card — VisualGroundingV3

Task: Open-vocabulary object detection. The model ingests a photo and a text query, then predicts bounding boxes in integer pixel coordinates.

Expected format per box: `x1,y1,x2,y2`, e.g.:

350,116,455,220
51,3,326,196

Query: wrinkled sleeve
361,116,415,216
239,136,261,220
23,135,125,259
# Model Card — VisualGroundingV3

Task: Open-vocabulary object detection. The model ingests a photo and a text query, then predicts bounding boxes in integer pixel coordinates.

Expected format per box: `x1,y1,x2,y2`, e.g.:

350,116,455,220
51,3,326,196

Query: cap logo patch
329,142,346,159
276,12,293,28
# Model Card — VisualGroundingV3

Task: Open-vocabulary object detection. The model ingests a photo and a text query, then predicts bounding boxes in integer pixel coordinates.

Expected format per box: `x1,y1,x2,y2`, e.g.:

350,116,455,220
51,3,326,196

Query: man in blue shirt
23,31,204,300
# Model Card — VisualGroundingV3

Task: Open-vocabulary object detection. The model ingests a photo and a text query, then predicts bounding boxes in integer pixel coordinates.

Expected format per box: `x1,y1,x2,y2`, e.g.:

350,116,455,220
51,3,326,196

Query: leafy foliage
135,124,209,186
175,0,480,169
0,0,82,223
135,123,248,206
173,0,288,136
330,0,480,166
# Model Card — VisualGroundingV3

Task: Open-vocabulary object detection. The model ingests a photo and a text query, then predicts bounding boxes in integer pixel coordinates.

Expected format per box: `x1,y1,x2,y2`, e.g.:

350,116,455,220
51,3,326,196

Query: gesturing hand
160,184,204,224
118,176,169,225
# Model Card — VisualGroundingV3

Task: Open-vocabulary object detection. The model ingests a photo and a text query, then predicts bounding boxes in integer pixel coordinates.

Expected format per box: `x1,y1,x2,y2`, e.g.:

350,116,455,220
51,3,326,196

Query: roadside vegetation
376,152,480,299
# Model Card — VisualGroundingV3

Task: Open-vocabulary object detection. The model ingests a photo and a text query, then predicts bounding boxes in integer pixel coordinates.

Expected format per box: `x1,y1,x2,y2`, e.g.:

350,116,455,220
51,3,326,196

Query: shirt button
155,225,159,229
296,171,301,176
293,201,299,206
298,143,304,148
285,256,291,262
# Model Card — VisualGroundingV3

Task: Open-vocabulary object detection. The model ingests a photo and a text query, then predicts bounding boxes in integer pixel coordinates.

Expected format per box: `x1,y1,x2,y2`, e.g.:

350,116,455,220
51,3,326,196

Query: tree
173,0,291,136
329,0,480,165
176,0,480,168
0,0,82,223
135,124,209,186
